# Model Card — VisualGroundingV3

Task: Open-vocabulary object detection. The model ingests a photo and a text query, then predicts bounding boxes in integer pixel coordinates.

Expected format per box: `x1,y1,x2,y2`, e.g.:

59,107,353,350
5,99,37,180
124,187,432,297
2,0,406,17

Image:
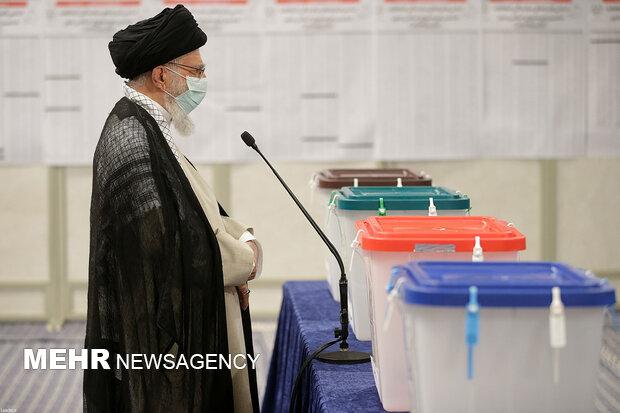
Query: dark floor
0,320,276,412
0,313,618,412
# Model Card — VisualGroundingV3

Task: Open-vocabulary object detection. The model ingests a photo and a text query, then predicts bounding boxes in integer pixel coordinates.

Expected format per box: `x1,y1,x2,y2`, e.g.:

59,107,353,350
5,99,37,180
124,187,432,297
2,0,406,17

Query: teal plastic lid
333,186,470,211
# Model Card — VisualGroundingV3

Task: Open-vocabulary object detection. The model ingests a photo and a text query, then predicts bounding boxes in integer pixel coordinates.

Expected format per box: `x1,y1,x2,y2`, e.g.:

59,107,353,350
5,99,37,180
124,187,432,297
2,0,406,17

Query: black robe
84,96,258,412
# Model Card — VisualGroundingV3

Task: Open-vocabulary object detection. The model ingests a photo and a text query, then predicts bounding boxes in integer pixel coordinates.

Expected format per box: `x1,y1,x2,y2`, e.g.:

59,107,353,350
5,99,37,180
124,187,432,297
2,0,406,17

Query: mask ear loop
162,89,177,100
163,65,188,80
161,66,184,101
161,65,194,101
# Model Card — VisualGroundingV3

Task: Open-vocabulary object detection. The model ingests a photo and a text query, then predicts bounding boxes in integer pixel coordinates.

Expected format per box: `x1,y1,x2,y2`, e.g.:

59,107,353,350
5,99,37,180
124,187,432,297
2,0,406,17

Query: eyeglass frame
166,61,206,78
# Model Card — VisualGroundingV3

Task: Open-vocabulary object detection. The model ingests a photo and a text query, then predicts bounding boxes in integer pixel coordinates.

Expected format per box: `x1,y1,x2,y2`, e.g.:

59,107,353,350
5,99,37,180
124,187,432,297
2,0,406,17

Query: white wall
557,160,620,269
0,167,49,319
0,159,619,322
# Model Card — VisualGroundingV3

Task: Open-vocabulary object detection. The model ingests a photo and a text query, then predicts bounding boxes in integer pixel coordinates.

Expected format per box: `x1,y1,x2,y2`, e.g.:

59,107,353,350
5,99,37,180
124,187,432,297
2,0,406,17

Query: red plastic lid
355,216,526,252
314,169,431,189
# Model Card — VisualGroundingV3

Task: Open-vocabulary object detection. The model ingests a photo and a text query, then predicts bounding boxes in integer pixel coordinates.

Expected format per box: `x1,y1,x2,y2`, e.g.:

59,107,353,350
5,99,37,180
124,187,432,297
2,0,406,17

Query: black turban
109,4,207,80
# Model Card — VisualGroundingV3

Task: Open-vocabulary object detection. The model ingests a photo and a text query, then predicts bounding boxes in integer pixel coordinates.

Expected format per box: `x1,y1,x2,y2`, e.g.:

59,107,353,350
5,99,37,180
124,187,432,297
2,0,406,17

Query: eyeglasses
167,62,206,77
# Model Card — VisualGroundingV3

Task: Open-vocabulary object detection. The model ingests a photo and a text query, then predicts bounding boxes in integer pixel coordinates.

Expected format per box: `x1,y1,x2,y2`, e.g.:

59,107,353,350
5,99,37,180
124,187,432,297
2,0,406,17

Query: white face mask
163,66,207,114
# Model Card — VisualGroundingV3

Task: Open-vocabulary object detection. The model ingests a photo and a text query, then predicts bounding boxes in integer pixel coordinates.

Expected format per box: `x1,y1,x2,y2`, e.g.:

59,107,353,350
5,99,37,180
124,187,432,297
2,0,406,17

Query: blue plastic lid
394,261,616,307
334,186,470,211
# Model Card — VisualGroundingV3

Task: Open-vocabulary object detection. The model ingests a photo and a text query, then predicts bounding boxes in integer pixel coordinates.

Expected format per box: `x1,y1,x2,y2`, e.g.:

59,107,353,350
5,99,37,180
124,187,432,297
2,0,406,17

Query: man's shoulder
95,98,152,166
110,96,140,119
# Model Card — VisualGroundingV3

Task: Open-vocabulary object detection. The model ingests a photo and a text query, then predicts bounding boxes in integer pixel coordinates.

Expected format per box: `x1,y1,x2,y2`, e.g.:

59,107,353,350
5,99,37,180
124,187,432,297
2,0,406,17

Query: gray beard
163,78,195,137
163,94,194,137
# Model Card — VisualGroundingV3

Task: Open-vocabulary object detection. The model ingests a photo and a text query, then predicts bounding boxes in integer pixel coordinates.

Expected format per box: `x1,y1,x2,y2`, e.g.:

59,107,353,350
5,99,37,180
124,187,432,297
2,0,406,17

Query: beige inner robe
177,150,256,413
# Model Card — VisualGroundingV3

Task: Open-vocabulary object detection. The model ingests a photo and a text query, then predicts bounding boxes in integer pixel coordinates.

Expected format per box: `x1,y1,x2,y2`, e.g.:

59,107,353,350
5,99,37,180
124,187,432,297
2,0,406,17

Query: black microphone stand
240,131,370,364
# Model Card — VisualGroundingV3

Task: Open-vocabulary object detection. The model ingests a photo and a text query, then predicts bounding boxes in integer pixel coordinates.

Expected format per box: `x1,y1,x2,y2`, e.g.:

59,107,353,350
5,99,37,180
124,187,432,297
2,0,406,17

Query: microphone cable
288,337,342,413
240,130,369,412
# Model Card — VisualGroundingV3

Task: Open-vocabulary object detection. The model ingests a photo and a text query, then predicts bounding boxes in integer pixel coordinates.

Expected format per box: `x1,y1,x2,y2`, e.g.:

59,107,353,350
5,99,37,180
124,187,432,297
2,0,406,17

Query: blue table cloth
262,281,403,413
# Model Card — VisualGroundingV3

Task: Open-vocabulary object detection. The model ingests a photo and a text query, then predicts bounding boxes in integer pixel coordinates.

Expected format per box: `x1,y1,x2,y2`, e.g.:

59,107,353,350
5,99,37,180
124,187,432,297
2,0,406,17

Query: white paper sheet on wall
262,0,374,161
587,0,620,156
41,0,149,165
0,0,44,164
480,0,587,158
161,0,266,163
375,0,481,160
0,0,618,165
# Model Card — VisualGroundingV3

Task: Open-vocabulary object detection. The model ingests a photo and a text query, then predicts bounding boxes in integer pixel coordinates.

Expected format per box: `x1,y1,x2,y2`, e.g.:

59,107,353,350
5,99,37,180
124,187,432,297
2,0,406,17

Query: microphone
240,131,370,365
240,131,256,149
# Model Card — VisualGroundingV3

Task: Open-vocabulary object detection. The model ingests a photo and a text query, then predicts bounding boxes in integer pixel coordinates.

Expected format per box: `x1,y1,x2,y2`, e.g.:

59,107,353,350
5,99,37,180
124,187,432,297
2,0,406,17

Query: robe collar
122,82,181,161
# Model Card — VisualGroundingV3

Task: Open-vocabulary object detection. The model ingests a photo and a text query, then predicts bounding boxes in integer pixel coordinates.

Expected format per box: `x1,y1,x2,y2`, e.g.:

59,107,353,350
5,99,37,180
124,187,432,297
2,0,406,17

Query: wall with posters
0,0,619,165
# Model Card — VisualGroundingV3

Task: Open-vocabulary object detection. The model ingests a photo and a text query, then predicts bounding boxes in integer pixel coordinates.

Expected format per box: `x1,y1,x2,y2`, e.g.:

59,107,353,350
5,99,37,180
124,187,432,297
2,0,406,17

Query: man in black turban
84,5,261,412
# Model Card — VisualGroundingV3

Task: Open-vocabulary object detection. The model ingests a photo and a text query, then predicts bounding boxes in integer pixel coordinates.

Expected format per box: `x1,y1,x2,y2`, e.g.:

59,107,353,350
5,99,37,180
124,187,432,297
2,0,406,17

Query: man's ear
151,66,166,91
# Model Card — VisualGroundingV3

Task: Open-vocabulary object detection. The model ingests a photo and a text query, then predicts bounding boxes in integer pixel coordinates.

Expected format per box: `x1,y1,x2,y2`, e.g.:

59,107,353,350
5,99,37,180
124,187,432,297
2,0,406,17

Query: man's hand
246,240,258,281
236,283,250,311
